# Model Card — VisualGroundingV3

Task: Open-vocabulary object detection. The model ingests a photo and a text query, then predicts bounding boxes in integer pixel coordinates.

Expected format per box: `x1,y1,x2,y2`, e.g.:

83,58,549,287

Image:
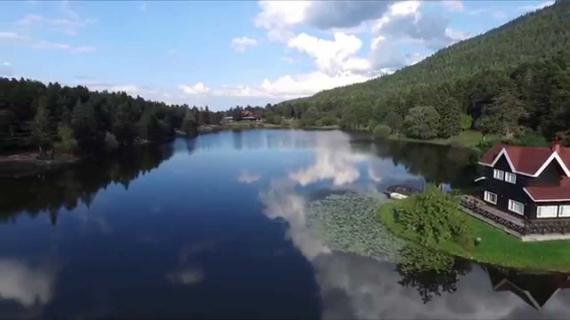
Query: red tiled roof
479,143,570,176
525,186,570,202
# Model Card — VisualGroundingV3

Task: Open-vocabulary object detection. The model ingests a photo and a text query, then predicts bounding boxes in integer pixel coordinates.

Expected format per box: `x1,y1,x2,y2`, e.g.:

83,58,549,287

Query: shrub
516,130,548,147
383,111,403,133
54,125,78,153
373,124,392,139
404,106,440,140
396,186,469,246
104,132,119,151
461,114,473,131
320,115,338,126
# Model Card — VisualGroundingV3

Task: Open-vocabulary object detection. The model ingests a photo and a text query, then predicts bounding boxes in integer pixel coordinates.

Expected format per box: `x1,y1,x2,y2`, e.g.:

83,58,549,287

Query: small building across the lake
461,139,570,241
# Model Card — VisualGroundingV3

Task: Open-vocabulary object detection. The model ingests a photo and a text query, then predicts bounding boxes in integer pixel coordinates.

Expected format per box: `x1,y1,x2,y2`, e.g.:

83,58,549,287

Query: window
504,172,516,184
508,200,524,215
559,205,570,217
537,206,558,218
484,191,497,204
493,169,504,181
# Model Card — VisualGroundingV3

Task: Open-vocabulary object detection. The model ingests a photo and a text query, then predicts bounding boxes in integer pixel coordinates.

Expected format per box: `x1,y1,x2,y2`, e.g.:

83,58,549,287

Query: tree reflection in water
396,245,471,303
0,143,174,224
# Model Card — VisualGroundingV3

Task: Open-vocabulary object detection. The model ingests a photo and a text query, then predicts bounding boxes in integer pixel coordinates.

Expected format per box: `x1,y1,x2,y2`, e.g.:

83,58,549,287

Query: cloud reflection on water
288,132,367,186
259,130,570,319
237,170,262,184
0,259,56,308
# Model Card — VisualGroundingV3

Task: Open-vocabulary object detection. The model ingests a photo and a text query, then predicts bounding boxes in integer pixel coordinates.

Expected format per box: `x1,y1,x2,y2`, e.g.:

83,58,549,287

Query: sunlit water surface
0,130,569,319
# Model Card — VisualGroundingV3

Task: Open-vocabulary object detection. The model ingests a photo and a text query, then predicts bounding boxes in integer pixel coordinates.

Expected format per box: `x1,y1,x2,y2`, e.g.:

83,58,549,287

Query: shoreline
198,123,340,132
1,126,479,178
0,152,79,178
377,202,570,273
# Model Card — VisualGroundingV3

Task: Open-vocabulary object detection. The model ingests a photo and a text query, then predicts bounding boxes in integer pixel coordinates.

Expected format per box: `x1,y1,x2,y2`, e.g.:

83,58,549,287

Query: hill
267,0,570,144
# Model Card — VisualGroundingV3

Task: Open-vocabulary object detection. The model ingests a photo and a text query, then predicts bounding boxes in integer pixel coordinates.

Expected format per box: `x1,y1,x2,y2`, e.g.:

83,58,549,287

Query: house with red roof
475,139,570,237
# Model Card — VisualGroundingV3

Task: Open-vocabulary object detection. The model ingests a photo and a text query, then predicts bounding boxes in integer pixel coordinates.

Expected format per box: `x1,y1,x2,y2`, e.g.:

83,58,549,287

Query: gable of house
479,144,570,178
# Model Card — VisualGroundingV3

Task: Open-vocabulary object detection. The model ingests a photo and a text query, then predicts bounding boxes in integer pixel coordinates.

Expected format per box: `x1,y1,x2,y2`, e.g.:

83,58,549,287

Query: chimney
552,136,561,153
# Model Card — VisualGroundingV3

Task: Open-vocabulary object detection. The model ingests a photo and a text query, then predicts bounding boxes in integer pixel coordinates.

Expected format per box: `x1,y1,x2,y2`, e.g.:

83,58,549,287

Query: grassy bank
386,130,500,150
378,202,570,273
196,122,339,132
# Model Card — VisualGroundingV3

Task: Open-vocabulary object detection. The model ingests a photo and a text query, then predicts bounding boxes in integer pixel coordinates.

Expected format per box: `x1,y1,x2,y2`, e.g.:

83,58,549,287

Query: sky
0,0,556,110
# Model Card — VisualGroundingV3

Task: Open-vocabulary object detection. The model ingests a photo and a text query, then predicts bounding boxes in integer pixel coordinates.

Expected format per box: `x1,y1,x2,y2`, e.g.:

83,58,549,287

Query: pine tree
32,96,53,156
182,109,198,136
479,89,527,137
404,106,440,139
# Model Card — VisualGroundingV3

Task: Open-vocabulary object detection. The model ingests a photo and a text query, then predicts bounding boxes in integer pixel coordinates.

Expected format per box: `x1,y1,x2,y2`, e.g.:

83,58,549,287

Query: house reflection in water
485,266,570,310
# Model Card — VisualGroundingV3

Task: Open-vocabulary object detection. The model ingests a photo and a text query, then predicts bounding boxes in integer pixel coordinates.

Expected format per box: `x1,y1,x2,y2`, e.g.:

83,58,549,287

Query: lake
0,129,569,319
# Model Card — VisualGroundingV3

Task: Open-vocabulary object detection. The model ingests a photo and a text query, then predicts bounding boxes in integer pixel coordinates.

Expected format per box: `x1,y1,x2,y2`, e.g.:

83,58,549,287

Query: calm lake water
0,129,569,319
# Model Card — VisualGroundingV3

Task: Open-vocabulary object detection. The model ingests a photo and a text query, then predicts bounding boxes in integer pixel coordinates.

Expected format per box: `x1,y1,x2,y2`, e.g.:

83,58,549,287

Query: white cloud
445,27,471,42
0,30,95,53
0,32,25,40
288,32,370,75
177,70,371,101
179,82,210,95
388,0,421,16
259,71,370,98
518,0,555,12
441,0,464,12
254,1,310,41
0,61,14,77
32,40,95,53
231,36,258,53
369,0,463,69
16,14,95,36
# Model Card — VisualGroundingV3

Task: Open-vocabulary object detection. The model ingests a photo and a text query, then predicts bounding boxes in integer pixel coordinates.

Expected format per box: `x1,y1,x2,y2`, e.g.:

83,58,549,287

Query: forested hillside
0,78,222,154
267,0,570,143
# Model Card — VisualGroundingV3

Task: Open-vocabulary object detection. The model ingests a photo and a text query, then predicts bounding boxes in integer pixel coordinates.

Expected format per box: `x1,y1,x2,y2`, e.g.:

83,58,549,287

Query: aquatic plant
306,192,405,262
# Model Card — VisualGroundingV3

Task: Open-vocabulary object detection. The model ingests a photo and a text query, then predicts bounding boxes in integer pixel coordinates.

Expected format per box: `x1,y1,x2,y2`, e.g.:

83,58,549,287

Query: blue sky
0,0,555,110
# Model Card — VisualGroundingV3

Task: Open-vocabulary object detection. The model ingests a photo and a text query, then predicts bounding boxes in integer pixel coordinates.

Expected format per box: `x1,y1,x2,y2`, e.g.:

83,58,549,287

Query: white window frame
493,169,504,181
559,205,570,218
537,205,558,218
504,172,516,184
484,191,498,204
508,199,524,215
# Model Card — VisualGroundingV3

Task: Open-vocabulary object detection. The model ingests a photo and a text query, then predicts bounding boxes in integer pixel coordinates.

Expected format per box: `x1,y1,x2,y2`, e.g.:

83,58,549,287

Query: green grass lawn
378,202,570,273
388,130,500,149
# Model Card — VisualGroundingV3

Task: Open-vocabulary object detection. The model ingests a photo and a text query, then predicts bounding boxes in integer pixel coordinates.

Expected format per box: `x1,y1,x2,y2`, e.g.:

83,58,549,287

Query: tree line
0,78,224,155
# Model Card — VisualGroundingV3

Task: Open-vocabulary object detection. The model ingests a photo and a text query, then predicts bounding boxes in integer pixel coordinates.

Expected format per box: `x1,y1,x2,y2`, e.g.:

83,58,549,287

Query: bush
404,106,440,140
516,130,548,147
104,132,119,151
383,111,403,133
461,114,473,131
54,125,78,153
320,115,338,126
396,186,470,247
373,124,392,139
